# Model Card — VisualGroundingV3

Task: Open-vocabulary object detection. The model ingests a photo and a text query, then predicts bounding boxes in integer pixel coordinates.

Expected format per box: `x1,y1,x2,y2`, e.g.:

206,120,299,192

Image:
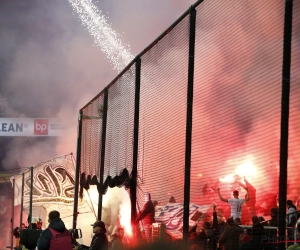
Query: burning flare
219,156,257,183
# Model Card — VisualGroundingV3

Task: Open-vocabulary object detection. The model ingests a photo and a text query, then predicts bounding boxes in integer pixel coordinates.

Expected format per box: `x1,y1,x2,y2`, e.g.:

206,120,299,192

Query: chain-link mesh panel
77,0,299,243
191,1,284,224
289,1,300,210
81,94,104,182
104,64,136,183
1,181,13,239
137,15,190,212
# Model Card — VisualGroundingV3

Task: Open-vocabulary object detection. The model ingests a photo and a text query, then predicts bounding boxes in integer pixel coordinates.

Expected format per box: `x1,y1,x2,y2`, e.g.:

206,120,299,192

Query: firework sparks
68,0,134,72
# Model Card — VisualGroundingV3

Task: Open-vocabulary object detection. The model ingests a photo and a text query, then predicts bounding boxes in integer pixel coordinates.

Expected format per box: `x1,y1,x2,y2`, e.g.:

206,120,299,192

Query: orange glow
119,206,132,236
86,186,133,236
234,161,256,177
219,173,235,183
219,155,257,183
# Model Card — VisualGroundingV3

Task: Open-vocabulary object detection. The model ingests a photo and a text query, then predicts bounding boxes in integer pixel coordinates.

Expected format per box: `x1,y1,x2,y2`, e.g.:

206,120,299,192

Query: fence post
278,0,293,249
20,173,24,230
29,166,33,229
131,58,141,234
98,89,108,220
73,110,83,229
183,5,196,246
11,177,15,250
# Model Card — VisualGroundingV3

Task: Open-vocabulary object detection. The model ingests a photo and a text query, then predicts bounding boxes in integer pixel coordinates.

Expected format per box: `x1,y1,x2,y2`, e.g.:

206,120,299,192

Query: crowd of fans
11,188,300,250
186,199,299,250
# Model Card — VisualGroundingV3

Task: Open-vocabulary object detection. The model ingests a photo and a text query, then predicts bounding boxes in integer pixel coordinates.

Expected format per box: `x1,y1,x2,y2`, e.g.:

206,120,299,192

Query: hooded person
136,192,155,242
88,220,108,250
36,210,72,250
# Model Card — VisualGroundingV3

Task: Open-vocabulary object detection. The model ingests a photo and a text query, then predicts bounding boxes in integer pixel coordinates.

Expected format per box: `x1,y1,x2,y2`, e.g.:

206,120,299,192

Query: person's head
270,207,278,218
234,218,241,225
217,208,224,217
36,218,43,229
204,214,212,223
233,190,239,198
252,216,260,225
227,217,234,226
116,228,124,238
153,201,158,207
48,210,60,223
91,220,106,234
144,192,151,202
286,200,293,208
169,196,176,203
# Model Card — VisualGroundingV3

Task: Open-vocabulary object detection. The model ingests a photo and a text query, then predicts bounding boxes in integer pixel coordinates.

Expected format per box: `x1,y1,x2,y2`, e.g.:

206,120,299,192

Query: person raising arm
217,187,249,220
217,188,228,202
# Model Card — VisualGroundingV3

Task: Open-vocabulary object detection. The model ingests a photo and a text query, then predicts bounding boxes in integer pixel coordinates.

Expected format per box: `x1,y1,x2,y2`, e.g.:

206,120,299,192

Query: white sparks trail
68,0,134,72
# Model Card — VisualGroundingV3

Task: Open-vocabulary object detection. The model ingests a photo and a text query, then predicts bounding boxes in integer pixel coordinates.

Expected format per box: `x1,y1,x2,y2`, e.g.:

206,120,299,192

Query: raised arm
217,188,228,203
212,204,218,230
236,180,247,190
244,187,250,202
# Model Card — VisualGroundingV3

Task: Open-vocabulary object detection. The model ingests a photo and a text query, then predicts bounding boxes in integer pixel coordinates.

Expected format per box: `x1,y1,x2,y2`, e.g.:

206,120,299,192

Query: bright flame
234,161,256,177
86,186,132,236
68,0,134,72
219,173,235,183
219,156,257,183
119,189,132,236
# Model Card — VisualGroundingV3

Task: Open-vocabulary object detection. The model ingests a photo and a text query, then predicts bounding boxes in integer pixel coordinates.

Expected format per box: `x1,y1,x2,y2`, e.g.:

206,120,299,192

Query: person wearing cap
36,210,72,250
88,220,108,250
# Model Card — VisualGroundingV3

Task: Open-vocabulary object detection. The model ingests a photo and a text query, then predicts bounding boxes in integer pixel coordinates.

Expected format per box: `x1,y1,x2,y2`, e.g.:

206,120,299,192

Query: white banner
0,118,64,136
12,154,93,216
155,203,211,239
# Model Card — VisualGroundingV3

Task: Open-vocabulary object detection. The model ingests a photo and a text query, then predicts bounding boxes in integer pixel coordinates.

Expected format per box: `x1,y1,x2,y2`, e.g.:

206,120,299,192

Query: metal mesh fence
137,13,190,213
77,0,299,246
81,94,104,182
104,65,135,180
289,0,300,210
191,0,284,224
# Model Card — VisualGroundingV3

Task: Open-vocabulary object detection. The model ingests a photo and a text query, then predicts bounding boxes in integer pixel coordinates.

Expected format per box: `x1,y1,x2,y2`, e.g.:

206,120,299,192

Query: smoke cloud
0,0,195,170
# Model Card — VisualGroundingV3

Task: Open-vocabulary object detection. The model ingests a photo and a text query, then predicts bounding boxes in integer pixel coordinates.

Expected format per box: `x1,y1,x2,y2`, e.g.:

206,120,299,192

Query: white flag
12,154,93,216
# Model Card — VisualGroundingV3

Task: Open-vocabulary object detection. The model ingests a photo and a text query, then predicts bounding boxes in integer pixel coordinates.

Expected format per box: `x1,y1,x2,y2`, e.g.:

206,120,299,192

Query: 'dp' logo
34,119,49,135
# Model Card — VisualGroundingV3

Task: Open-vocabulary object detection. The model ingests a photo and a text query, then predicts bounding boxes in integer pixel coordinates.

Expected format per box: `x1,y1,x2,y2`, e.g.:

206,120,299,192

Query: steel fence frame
72,0,294,248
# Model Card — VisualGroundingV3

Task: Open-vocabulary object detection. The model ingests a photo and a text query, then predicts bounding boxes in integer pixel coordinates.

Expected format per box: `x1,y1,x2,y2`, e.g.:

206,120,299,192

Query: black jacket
36,218,70,250
111,235,124,250
89,230,108,250
136,201,155,225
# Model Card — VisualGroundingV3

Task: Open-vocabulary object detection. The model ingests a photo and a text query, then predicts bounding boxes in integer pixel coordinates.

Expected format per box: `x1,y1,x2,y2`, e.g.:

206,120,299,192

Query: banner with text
0,118,64,136
12,154,93,216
